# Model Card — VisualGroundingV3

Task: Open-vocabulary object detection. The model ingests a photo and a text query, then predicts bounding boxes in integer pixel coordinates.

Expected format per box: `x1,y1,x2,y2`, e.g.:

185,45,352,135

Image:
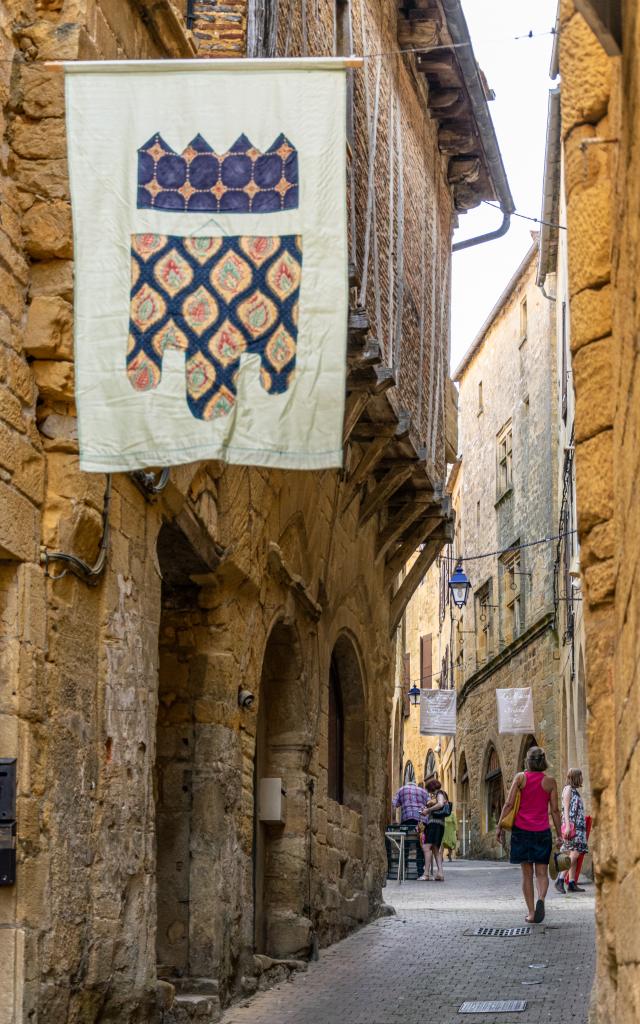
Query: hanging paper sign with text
420,689,457,736
496,687,535,734
65,58,350,472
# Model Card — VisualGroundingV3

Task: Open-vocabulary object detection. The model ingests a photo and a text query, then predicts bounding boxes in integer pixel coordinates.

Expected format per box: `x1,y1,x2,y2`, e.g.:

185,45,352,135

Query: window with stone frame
474,579,493,668
519,296,528,343
500,547,523,646
496,421,513,498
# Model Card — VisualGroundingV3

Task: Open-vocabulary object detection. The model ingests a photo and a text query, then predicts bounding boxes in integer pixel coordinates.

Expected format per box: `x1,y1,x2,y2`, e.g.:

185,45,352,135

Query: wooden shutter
402,652,411,716
420,634,432,689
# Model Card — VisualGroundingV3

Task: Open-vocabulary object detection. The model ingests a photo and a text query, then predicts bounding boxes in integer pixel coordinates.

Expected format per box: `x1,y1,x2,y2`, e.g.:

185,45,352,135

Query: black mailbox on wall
0,758,16,886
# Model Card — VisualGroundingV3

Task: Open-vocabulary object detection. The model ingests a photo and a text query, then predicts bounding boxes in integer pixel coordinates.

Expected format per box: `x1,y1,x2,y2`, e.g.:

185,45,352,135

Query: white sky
450,0,558,370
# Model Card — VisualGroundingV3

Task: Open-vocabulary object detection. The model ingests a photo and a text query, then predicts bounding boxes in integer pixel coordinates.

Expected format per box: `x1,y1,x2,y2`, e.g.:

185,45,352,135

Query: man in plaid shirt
392,780,429,877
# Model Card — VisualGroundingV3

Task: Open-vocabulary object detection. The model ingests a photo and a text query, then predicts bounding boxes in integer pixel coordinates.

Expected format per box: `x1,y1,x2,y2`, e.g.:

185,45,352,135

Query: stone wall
559,2,640,1020
0,1,461,1022
556,3,617,1018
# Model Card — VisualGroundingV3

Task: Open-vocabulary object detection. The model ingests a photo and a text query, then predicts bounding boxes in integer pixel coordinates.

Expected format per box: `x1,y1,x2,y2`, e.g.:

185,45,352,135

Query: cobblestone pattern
221,862,595,1024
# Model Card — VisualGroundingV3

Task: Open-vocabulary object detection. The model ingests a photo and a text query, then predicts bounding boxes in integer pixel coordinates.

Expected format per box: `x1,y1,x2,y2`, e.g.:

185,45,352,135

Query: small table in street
385,829,419,883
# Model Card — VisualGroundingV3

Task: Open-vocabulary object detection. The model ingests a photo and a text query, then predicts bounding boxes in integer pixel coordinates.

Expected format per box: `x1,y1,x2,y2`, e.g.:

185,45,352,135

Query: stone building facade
0,1,508,1022
538,84,590,803
449,243,561,860
553,2,640,1020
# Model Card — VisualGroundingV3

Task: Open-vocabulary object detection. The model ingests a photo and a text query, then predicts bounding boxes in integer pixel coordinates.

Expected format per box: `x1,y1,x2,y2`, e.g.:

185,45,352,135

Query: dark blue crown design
137,132,299,213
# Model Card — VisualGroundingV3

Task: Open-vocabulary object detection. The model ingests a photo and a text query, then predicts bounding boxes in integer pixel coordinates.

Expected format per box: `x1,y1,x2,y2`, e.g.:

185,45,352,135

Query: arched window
403,760,416,784
485,747,504,832
425,749,436,781
328,657,344,803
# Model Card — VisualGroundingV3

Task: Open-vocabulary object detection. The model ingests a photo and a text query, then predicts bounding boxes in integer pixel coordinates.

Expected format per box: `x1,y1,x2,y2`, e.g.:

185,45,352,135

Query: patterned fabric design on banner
137,132,299,213
127,233,302,420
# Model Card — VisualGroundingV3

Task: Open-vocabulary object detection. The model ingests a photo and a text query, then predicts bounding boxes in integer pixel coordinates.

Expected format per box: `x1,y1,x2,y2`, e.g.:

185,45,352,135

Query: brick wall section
191,0,247,55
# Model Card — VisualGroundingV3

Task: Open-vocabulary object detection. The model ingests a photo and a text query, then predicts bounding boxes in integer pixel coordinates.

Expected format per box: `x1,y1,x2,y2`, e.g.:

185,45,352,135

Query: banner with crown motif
64,58,350,472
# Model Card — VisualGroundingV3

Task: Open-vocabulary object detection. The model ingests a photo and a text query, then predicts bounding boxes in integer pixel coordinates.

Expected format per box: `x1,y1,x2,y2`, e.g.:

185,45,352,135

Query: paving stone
221,861,595,1024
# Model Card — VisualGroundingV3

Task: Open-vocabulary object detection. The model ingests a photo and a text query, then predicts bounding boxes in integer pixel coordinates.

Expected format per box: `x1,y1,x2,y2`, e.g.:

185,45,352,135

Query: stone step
172,977,219,996
172,992,222,1023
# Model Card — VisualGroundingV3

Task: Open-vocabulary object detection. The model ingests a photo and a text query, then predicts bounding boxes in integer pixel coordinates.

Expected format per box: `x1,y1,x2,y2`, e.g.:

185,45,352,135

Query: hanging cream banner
64,58,349,472
420,689,457,736
496,687,535,734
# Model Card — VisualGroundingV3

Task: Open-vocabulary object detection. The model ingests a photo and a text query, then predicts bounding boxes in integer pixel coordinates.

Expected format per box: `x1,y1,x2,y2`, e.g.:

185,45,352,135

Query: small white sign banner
420,689,457,736
496,687,535,734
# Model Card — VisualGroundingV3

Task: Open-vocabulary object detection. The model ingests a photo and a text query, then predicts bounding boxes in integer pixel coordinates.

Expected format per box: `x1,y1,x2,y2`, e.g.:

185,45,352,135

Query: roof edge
452,241,538,381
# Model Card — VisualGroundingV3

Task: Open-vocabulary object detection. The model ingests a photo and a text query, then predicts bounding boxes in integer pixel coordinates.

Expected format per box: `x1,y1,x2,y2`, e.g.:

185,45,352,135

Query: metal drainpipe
442,0,515,253
452,208,511,253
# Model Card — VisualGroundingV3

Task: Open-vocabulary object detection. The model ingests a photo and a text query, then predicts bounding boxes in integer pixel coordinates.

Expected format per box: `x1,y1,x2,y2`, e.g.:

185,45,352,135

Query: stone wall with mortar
0,1,460,1021
559,2,640,1020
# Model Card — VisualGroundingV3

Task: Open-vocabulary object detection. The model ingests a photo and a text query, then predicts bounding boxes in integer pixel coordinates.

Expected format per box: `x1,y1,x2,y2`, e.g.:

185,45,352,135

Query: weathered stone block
20,66,66,119
0,481,39,561
11,117,66,160
32,360,74,402
575,430,613,533
30,260,74,300
560,13,611,137
570,284,612,353
584,558,615,607
573,335,614,442
14,157,69,202
22,202,73,260
0,422,45,506
25,296,73,361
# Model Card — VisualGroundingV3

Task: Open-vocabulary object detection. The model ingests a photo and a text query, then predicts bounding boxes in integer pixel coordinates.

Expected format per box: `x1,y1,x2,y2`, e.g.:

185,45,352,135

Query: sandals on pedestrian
434,874,445,882
533,899,545,923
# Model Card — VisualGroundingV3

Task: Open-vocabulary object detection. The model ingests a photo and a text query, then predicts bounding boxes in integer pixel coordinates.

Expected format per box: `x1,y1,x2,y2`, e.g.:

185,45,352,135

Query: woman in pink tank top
496,746,562,924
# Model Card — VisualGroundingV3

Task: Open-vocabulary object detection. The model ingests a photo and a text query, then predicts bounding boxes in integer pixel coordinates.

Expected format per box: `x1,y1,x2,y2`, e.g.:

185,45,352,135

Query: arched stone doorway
484,746,504,834
329,634,367,811
458,752,470,856
154,518,223,982
254,621,310,959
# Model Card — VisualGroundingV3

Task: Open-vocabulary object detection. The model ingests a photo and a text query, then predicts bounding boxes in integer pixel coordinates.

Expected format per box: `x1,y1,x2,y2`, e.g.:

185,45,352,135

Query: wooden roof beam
359,465,414,528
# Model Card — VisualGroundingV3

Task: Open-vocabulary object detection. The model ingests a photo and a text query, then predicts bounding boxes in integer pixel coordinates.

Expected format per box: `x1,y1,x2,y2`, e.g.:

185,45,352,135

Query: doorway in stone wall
154,520,220,985
254,621,309,958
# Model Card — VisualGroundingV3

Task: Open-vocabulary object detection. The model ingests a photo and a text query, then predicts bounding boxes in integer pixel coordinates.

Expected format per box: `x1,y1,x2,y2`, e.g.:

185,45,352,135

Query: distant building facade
449,243,562,860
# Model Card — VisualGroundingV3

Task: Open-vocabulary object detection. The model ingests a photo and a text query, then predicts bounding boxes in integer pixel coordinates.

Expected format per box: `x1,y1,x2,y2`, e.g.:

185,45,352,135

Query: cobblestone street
222,862,595,1024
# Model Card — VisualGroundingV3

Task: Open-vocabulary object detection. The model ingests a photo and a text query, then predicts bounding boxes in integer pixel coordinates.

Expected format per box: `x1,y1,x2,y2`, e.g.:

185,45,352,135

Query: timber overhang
398,0,514,215
345,267,455,636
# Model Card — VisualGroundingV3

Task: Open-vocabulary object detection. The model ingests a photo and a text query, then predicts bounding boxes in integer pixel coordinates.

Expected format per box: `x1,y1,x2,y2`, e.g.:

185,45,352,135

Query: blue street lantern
448,561,471,608
408,684,421,707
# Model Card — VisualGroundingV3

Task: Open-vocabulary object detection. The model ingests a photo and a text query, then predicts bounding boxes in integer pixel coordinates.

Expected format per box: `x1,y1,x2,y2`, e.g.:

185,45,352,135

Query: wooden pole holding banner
44,56,365,71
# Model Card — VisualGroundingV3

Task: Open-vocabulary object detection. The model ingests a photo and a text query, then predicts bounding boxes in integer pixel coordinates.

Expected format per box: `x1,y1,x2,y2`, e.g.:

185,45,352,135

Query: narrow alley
221,864,595,1024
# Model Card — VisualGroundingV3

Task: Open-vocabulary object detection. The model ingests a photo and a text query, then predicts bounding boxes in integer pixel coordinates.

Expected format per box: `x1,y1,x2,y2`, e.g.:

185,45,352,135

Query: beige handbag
499,782,522,831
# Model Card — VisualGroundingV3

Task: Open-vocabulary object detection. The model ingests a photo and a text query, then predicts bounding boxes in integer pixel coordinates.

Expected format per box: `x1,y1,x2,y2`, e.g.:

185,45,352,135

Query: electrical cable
482,200,568,232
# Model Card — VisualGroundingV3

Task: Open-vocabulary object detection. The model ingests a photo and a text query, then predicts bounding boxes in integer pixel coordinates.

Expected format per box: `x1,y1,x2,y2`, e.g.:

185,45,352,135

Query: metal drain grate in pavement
459,1000,527,1014
467,926,532,937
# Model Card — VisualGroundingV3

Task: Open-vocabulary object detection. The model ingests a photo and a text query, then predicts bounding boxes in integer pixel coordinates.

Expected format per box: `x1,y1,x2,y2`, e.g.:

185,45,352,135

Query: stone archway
254,621,310,959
